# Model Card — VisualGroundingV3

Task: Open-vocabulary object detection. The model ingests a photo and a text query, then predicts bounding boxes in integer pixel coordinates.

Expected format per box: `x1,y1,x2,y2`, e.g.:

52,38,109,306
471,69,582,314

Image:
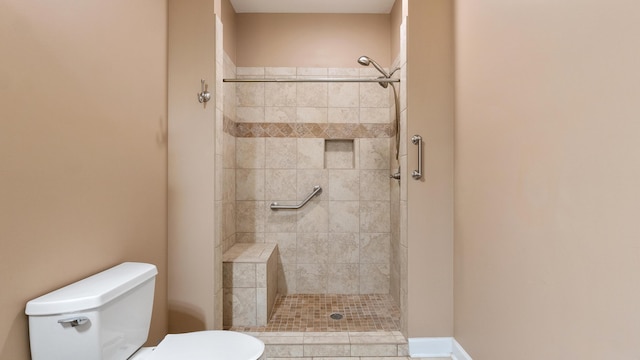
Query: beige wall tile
223,262,257,288
328,233,360,264
297,138,325,169
329,170,360,200
236,169,265,200
216,109,224,154
256,287,268,325
296,263,328,293
237,82,265,106
360,263,390,294
265,233,297,264
297,83,328,107
265,106,297,123
360,233,391,264
297,106,328,123
296,233,328,264
266,138,297,169
360,82,390,108
265,169,297,200
328,107,360,124
361,107,391,124
359,138,390,169
278,262,297,294
236,201,266,233
223,169,236,202
265,205,297,233
297,200,329,233
223,201,236,243
267,251,278,319
256,263,267,288
223,133,236,169
265,82,297,107
237,106,265,123
360,201,391,233
223,287,257,326
329,83,360,108
329,201,360,233
327,263,360,294
359,170,390,201
237,138,266,169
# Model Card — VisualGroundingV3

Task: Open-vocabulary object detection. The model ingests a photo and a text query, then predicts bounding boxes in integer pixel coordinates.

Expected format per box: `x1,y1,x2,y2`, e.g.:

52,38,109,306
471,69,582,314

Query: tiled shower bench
223,243,278,327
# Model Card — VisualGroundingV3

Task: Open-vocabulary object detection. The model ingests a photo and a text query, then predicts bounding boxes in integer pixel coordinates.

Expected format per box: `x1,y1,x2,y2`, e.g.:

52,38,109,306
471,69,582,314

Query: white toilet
25,262,265,360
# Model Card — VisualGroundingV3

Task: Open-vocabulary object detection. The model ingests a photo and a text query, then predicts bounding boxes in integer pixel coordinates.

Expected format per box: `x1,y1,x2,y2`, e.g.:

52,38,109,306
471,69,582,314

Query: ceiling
229,0,396,14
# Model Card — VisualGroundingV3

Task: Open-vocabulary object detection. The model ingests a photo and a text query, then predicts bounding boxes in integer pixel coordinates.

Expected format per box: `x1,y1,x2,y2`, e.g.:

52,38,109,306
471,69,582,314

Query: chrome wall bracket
197,79,211,105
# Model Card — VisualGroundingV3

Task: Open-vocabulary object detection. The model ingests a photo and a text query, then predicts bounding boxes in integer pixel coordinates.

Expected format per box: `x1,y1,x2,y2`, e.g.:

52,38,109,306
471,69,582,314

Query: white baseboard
408,337,472,359
452,338,473,360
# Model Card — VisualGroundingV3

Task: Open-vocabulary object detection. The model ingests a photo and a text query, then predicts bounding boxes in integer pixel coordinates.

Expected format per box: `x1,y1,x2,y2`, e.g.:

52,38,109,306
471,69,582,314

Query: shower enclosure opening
220,54,403,333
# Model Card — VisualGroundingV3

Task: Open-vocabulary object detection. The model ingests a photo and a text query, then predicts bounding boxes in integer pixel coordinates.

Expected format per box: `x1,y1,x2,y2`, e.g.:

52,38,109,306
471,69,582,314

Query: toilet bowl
130,331,264,360
25,262,264,360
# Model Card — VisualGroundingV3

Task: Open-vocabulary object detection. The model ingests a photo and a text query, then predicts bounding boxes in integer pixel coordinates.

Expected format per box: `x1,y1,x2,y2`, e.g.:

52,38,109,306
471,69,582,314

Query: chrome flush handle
58,316,90,327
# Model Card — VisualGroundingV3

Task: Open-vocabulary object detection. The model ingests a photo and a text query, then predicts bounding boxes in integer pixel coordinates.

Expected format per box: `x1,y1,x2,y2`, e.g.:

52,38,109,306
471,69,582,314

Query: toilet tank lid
25,262,158,316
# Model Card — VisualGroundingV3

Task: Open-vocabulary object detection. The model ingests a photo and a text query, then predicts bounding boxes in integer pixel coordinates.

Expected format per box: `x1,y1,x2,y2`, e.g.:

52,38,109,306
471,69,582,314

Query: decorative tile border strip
224,117,394,139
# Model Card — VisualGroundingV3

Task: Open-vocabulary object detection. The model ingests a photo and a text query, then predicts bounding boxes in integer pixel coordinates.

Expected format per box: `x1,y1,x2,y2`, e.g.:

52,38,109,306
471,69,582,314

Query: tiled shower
220,52,403,329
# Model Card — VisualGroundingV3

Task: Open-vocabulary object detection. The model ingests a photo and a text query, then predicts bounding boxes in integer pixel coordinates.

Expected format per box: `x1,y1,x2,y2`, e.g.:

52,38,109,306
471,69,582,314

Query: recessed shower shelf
223,78,400,83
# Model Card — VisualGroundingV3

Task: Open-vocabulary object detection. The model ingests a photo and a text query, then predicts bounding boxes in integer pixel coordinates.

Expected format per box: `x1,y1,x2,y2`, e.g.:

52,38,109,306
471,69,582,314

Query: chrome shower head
357,55,390,78
357,56,371,66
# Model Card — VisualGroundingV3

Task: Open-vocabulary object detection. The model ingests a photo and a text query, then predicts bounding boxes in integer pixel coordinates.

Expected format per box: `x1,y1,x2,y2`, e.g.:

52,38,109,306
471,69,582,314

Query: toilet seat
141,331,264,360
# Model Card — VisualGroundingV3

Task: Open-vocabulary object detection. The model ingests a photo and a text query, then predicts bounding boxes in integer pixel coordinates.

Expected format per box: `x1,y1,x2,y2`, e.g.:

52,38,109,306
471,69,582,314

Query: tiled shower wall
222,52,237,255
229,66,394,295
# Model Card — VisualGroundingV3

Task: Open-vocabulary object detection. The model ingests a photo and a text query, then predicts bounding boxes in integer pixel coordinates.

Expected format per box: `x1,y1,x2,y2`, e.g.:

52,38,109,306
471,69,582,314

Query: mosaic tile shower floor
227,294,400,332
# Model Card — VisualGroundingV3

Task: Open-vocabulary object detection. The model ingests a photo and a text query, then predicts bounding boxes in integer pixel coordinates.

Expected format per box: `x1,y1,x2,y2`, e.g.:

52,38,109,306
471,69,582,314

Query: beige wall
221,0,237,64
390,0,402,64
405,0,454,337
167,0,220,332
0,1,168,359
235,14,391,68
455,1,640,358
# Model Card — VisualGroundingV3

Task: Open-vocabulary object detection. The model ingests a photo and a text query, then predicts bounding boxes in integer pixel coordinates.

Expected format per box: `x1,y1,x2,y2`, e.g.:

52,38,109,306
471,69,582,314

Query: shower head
357,55,390,78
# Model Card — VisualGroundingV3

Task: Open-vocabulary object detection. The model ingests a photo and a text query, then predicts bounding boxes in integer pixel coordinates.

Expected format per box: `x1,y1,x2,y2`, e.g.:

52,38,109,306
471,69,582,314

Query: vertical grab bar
411,135,423,180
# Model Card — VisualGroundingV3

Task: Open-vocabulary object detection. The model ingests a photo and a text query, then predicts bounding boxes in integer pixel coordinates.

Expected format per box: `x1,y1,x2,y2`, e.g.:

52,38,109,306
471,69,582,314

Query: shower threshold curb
241,330,409,358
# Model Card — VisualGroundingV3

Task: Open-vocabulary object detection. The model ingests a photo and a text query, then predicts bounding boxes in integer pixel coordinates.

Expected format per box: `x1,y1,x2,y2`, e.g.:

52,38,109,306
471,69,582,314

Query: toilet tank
25,262,158,360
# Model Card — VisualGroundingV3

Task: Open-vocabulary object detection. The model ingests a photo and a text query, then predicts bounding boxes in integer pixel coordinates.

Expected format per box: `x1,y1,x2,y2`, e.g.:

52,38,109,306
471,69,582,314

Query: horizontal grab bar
270,185,322,210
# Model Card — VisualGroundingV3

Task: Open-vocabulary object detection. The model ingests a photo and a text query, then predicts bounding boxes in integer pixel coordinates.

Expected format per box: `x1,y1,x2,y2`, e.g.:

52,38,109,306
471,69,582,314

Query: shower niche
325,139,355,169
